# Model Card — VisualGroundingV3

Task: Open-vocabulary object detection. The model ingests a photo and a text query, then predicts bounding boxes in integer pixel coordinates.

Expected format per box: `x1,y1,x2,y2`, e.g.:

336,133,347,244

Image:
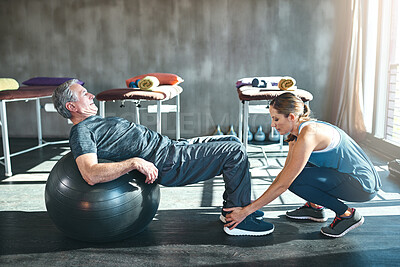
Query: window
363,0,400,156
386,64,400,145
386,0,400,145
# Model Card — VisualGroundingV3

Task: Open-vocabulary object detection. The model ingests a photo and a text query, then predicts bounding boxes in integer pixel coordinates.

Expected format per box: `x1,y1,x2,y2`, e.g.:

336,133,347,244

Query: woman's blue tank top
300,121,381,194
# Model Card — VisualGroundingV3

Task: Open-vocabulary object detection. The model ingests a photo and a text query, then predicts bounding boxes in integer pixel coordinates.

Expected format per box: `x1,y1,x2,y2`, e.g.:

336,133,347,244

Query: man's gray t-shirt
69,116,172,168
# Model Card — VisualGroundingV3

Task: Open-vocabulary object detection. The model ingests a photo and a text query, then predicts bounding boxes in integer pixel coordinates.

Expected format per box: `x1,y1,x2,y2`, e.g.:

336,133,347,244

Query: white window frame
363,0,400,159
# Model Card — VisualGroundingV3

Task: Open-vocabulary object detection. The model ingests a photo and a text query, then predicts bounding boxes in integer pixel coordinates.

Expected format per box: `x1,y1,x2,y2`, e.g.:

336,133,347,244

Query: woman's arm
224,127,321,229
75,153,158,186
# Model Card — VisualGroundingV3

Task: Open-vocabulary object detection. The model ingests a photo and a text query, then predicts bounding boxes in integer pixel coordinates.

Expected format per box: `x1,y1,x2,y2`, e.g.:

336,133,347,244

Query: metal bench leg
135,101,140,124
99,101,105,118
243,101,249,148
36,99,43,145
176,94,180,140
157,101,162,134
238,100,243,142
0,100,12,176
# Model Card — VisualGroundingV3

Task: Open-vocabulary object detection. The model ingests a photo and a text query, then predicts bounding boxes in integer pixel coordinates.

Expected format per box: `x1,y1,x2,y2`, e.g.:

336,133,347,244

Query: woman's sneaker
286,202,327,222
321,208,364,238
224,215,274,236
220,209,264,223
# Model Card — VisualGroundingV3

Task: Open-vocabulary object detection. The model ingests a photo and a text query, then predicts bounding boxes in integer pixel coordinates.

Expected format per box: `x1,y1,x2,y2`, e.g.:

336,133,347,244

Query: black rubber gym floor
1,139,399,266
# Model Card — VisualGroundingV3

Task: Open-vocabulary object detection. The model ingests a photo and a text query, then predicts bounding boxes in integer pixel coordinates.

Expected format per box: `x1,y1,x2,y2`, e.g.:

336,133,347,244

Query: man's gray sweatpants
158,135,251,208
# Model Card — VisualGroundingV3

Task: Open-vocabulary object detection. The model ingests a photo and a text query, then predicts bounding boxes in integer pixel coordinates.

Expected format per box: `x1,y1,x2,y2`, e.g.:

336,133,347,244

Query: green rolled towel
138,76,160,91
0,78,19,91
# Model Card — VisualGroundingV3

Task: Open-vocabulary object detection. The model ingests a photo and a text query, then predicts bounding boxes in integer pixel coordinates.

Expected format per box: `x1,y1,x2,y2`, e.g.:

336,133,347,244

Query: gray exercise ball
45,152,160,242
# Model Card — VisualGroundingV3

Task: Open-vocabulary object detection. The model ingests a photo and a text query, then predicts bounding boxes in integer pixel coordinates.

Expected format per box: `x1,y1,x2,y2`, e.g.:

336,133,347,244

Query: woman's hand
223,207,248,230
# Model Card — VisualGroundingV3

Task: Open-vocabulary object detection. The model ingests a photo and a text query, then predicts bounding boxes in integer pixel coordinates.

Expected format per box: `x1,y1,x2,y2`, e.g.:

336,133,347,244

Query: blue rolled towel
128,79,141,88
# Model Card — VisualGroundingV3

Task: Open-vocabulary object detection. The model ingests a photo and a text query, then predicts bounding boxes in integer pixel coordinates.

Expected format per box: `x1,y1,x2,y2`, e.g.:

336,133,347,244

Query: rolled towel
0,78,19,91
237,76,296,90
263,76,296,90
278,78,296,90
138,76,160,91
128,79,141,88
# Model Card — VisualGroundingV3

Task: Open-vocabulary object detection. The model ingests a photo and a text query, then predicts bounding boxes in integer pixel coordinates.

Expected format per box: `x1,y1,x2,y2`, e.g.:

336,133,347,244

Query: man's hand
132,158,159,184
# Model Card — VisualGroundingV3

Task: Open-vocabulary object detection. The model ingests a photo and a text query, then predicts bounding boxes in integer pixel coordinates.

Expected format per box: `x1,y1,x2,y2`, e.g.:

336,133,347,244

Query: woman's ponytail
300,104,310,119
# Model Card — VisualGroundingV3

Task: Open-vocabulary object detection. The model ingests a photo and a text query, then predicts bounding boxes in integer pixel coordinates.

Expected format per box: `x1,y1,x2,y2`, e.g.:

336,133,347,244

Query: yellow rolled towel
278,78,296,90
0,78,19,91
138,76,160,91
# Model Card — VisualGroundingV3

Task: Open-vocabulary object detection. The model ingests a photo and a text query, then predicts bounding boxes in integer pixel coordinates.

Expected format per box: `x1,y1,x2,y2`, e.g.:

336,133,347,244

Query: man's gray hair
52,79,80,119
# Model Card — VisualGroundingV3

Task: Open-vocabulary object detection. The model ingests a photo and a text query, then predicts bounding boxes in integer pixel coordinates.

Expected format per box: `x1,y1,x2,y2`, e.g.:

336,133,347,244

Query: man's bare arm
75,153,158,185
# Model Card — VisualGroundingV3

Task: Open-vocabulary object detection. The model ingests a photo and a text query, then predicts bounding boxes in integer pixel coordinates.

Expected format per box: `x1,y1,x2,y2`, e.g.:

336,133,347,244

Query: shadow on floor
0,209,294,256
1,207,399,257
0,139,69,181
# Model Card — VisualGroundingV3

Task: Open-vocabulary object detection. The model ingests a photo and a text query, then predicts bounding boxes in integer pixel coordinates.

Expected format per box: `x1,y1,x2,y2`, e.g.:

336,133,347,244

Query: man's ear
65,102,76,112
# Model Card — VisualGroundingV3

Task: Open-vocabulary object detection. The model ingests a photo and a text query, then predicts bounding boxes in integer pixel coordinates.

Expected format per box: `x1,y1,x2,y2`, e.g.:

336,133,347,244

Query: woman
224,92,381,237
